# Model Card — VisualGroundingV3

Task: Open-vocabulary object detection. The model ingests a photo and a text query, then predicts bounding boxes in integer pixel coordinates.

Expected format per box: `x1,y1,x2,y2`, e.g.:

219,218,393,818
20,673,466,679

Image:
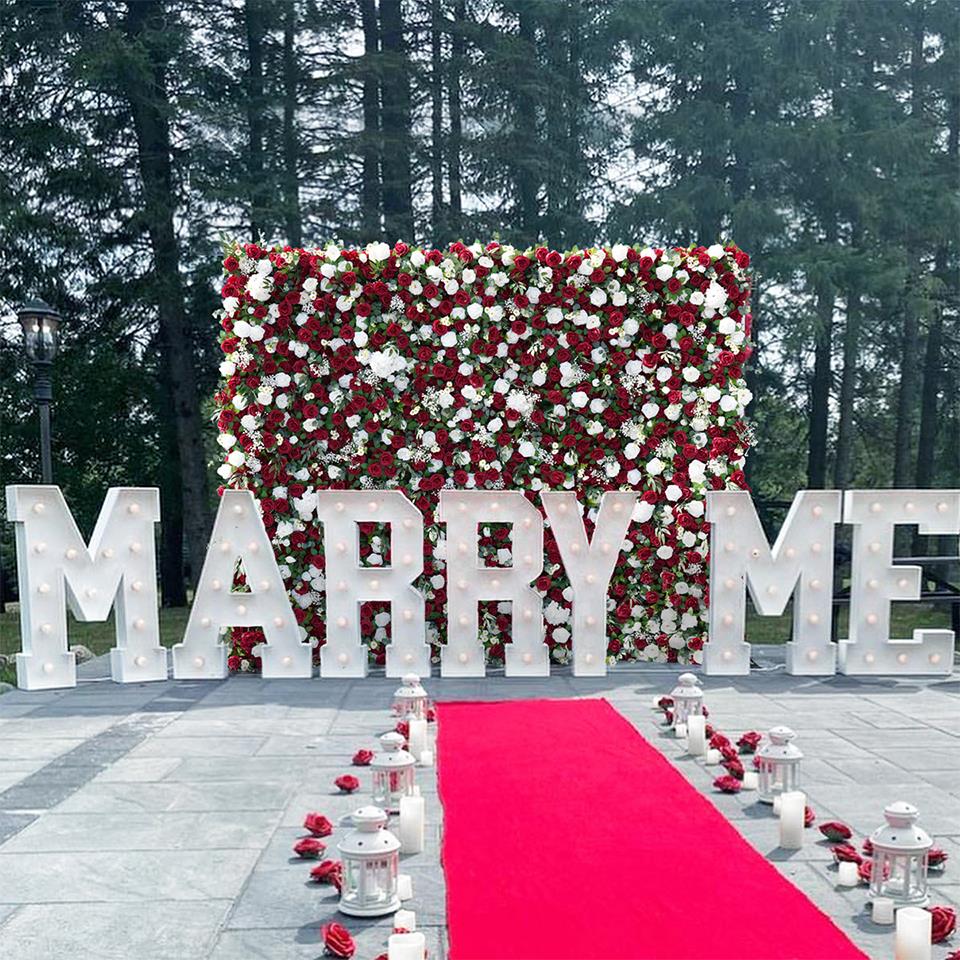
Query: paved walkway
0,650,957,959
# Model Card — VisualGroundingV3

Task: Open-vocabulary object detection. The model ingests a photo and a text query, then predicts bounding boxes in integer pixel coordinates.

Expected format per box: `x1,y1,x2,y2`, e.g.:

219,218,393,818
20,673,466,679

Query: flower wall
214,240,752,671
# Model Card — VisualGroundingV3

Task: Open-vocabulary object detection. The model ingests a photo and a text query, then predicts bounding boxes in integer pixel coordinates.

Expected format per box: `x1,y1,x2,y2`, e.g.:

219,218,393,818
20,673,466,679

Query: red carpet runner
437,699,866,960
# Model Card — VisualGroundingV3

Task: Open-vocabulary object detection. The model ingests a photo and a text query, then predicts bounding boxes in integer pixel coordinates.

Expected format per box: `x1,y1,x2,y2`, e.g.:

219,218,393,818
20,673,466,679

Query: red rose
713,775,741,794
293,837,326,859
395,720,410,740
930,906,956,944
311,859,344,891
737,731,761,754
862,838,873,855
335,774,360,793
832,843,863,864
320,921,355,958
859,859,890,884
929,847,949,869
352,749,374,766
657,696,673,711
723,758,744,780
709,732,730,750
804,806,816,828
303,813,333,837
819,821,853,842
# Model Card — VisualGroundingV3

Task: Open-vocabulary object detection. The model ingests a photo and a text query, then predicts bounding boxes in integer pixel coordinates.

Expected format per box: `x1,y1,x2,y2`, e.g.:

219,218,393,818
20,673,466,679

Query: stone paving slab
0,649,957,959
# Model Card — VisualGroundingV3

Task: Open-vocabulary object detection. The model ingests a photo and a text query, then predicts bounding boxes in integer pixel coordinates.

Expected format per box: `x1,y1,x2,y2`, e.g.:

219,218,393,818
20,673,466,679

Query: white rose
718,316,736,335
707,243,725,260
611,243,629,262
647,457,665,476
571,391,589,409
655,264,673,282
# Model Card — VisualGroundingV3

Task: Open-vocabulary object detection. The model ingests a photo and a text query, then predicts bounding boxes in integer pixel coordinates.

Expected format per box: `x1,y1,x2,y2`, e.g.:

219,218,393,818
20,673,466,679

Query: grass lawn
1,600,953,686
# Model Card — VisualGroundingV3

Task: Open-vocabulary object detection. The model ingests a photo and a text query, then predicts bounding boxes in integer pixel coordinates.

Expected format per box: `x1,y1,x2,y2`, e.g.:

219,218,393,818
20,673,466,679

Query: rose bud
928,847,948,869
819,821,853,842
832,843,863,864
395,720,410,741
737,731,762,754
426,706,436,722
858,860,873,884
303,813,334,837
352,749,374,766
335,774,360,793
320,921,355,958
705,723,715,738
311,859,344,891
862,838,873,856
657,696,674,712
929,905,956,944
804,806,816,828
713,775,742,794
293,837,326,859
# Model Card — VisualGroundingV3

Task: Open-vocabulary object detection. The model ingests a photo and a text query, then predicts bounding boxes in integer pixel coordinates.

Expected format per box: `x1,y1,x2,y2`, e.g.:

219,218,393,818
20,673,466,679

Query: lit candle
408,718,428,759
686,715,707,757
779,791,805,849
388,932,426,960
705,748,721,765
837,861,859,886
397,873,413,901
394,908,417,932
399,794,425,854
894,906,931,960
742,771,758,790
675,722,687,739
872,898,895,925
419,749,434,767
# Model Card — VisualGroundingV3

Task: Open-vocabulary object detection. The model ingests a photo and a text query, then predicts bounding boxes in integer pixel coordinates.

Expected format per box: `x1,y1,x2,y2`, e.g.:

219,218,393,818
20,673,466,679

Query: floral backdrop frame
214,239,753,671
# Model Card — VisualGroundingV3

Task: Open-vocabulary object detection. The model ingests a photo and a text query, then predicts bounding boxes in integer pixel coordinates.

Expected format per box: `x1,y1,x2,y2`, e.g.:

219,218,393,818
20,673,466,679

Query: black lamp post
17,298,63,484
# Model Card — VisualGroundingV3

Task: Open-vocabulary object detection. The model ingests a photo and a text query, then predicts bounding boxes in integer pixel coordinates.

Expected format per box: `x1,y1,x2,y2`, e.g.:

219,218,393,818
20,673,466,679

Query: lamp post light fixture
756,725,803,804
868,801,933,908
17,298,63,484
669,672,705,730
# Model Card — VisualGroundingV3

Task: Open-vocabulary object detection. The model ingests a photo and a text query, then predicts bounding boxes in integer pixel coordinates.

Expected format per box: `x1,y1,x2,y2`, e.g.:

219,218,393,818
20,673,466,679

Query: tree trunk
515,6,539,244
379,0,414,241
124,0,211,588
807,271,834,488
360,0,380,240
833,283,860,489
430,0,444,244
447,0,464,239
244,0,268,239
282,0,302,247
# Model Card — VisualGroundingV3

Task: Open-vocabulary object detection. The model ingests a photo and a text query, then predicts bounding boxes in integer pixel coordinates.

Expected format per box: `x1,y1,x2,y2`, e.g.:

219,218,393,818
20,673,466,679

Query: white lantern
669,672,704,729
756,726,802,804
371,731,416,813
393,673,428,720
868,801,932,907
337,806,401,917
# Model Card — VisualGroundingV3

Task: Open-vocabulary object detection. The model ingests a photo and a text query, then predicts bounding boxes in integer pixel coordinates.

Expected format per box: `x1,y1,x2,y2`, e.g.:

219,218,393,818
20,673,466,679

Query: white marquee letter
172,489,310,679
6,485,164,689
542,491,636,676
703,490,841,675
839,490,958,676
314,490,427,678
439,490,546,677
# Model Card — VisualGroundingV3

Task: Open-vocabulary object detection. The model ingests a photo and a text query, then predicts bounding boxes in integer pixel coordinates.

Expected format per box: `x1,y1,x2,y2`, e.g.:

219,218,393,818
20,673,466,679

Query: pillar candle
651,695,662,709
675,723,687,739
399,794,425,853
742,771,758,790
773,794,782,815
779,791,805,849
872,898,895,925
388,932,426,960
686,715,707,757
419,749,434,767
894,906,931,960
397,874,413,901
408,718,428,759
705,748,721,765
394,908,417,932
837,861,859,886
